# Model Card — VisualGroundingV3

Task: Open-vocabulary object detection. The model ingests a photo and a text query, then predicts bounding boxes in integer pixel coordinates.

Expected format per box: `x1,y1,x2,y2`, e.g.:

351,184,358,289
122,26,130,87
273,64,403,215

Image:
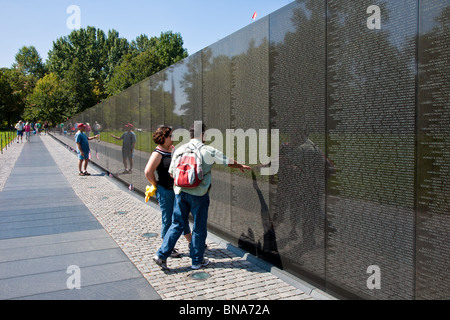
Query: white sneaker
191,258,210,270
170,248,182,258
153,255,169,270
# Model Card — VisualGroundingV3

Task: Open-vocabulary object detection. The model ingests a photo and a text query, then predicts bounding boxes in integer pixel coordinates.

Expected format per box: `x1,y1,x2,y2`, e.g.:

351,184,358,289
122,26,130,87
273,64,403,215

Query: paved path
0,137,159,300
0,135,323,300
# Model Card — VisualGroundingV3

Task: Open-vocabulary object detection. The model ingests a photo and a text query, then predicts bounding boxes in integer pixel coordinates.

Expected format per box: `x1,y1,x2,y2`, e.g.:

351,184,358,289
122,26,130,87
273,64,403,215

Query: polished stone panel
229,16,272,263
416,0,450,300
326,0,417,300
202,36,233,238
269,0,327,283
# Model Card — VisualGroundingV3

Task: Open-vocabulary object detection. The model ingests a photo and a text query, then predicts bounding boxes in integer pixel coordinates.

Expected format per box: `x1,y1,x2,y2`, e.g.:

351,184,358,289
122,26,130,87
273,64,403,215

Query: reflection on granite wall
327,0,418,300
52,0,449,300
416,0,449,300
269,0,327,288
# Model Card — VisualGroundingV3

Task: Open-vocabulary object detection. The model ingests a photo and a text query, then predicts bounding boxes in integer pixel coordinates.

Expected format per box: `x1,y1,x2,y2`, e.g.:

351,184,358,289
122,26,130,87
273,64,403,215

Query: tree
25,73,70,125
46,26,130,110
5,27,188,124
130,34,158,56
47,27,129,86
155,31,188,67
0,68,30,127
63,57,96,114
106,31,188,96
105,49,159,96
0,69,16,128
102,29,130,83
13,46,46,79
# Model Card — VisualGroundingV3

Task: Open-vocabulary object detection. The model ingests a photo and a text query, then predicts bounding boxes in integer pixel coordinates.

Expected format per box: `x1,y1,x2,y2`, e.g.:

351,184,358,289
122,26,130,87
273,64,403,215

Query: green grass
0,131,15,151
91,131,157,153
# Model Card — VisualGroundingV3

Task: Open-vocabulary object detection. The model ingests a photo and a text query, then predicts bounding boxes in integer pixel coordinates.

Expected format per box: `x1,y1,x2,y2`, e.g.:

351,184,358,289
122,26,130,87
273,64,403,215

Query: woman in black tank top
154,147,173,189
144,126,192,256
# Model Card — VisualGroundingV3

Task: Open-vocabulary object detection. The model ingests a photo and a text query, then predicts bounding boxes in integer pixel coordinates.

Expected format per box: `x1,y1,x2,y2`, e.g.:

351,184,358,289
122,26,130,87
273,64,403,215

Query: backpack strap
188,142,204,180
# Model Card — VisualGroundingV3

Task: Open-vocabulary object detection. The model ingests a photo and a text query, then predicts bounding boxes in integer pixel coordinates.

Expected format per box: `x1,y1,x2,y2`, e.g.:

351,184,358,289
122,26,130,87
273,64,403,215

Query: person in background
75,123,99,176
15,120,24,143
24,122,31,142
35,121,41,135
43,121,49,135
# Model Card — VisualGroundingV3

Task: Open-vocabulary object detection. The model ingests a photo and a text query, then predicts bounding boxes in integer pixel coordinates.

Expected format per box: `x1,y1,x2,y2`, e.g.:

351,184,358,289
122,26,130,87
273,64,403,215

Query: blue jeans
157,191,210,265
156,184,190,239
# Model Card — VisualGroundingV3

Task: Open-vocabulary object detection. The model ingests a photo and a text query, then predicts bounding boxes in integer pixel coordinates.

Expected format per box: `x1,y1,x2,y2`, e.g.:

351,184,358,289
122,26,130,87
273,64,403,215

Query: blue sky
0,0,293,68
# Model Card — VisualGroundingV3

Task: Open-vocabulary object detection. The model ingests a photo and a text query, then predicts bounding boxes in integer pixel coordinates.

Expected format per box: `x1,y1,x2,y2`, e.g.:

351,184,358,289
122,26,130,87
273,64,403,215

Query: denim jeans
156,184,190,239
157,191,210,265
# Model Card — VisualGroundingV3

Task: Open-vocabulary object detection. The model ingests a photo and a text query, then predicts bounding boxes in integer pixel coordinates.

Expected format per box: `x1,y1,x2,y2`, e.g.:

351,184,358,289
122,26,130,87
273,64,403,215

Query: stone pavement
0,136,159,300
1,135,329,300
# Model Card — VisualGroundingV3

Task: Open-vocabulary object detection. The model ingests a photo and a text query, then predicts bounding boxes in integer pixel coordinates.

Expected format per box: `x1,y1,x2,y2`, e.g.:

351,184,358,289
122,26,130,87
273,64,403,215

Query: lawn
0,131,15,151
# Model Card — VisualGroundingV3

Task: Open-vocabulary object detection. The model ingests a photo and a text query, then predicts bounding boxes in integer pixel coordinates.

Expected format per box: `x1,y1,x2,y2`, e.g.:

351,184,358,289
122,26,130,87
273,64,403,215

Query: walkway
0,135,325,300
0,136,159,299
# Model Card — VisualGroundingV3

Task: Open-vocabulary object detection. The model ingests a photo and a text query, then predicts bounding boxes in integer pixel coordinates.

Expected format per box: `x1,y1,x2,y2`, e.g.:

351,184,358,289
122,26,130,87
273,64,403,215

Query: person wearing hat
15,120,24,143
110,123,137,174
75,123,99,176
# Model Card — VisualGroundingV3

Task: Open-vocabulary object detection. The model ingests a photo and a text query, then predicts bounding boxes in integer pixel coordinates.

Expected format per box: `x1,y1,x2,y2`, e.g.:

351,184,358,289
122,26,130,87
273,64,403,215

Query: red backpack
173,142,204,188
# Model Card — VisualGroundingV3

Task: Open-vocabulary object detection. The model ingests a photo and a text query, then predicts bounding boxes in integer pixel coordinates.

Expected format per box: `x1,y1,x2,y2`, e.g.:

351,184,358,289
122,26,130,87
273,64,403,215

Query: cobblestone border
41,135,314,300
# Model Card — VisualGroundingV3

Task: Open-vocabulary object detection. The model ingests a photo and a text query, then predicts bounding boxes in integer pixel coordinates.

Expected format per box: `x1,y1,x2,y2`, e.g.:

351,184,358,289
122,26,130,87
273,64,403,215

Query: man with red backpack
153,122,252,270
